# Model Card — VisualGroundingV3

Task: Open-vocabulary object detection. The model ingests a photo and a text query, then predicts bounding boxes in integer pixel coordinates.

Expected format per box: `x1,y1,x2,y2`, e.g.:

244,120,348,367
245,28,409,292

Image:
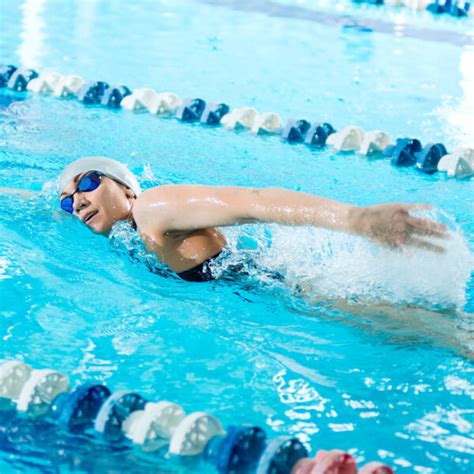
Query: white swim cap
58,156,141,196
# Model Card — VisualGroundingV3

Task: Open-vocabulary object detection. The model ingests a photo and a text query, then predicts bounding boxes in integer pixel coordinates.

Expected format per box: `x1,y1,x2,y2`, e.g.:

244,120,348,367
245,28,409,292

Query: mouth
82,209,99,225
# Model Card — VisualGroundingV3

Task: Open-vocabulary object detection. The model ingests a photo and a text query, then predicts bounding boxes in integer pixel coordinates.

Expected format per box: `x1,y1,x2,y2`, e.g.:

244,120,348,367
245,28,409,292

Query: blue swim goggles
60,170,104,214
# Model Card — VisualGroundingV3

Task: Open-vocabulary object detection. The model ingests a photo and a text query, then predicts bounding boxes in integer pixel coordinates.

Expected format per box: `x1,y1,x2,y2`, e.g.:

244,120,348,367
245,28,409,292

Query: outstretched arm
133,185,448,252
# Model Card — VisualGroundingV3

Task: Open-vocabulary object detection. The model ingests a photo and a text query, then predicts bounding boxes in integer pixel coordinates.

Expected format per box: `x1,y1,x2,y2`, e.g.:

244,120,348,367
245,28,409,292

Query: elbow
244,187,281,223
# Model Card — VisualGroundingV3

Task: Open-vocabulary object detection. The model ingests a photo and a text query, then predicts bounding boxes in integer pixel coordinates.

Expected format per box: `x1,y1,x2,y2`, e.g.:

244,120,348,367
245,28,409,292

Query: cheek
96,185,129,217
92,186,114,211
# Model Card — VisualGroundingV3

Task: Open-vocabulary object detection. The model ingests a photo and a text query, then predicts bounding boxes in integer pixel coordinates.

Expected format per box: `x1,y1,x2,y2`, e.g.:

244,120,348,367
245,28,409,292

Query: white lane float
168,411,225,456
122,90,182,115
251,112,284,134
220,107,258,130
150,92,182,115
359,130,392,155
437,147,474,178
53,75,86,98
398,0,431,10
123,401,186,451
326,125,365,152
120,88,159,112
16,369,69,416
0,361,32,401
27,71,63,94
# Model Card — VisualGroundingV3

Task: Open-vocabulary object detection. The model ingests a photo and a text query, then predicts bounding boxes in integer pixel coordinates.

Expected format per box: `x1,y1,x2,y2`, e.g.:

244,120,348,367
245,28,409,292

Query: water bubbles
108,220,171,278
254,208,472,311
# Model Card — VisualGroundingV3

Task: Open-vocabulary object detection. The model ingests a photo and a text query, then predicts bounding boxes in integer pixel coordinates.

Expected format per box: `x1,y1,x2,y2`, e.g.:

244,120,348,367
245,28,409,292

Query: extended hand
351,203,449,253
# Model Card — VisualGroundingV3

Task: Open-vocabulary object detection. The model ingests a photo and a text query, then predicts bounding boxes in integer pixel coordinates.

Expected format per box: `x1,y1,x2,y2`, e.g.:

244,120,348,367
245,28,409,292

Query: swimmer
51,156,447,282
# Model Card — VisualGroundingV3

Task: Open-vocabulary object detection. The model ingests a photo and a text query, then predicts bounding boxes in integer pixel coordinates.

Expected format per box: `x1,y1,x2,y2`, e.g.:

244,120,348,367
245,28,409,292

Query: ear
124,187,135,200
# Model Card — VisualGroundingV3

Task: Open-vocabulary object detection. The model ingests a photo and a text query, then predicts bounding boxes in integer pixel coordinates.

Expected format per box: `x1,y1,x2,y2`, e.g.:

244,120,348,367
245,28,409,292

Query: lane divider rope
0,360,394,473
352,0,472,17
1,63,472,179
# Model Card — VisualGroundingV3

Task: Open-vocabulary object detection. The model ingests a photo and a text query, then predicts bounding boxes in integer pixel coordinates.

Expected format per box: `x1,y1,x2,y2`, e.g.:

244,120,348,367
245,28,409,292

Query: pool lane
199,0,474,47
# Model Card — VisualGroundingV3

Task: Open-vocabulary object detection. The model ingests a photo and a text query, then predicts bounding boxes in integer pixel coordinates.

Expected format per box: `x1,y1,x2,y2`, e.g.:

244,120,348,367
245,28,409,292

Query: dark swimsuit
177,253,222,282
176,251,285,284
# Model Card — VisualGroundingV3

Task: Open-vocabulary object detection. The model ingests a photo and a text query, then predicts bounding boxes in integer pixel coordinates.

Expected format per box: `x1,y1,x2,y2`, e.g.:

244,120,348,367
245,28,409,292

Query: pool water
1,0,473,472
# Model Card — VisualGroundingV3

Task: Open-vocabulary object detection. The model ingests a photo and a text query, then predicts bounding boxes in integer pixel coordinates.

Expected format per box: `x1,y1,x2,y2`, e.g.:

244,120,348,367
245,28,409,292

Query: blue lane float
256,436,308,474
94,390,148,442
427,0,453,13
204,425,267,473
50,384,111,434
101,84,132,108
353,0,384,5
384,138,422,167
0,64,17,87
305,122,337,147
7,68,38,92
201,102,230,126
427,0,471,16
450,1,471,16
352,0,472,17
1,64,473,179
282,119,312,143
415,142,448,174
76,81,110,104
176,98,207,122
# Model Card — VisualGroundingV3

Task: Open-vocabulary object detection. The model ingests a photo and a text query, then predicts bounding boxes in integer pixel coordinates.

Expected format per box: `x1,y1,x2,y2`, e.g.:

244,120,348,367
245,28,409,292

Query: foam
256,209,472,311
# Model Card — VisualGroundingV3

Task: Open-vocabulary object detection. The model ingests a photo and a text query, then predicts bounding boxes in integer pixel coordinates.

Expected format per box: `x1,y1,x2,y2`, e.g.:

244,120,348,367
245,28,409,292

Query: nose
73,192,89,214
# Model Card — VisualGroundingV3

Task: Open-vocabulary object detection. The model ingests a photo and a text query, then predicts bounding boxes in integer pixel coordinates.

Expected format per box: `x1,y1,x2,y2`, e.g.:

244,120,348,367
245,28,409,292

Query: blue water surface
0,1,473,472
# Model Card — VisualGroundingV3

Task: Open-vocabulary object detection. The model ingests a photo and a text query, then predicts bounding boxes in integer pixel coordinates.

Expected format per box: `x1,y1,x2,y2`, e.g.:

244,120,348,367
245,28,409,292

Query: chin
89,220,111,236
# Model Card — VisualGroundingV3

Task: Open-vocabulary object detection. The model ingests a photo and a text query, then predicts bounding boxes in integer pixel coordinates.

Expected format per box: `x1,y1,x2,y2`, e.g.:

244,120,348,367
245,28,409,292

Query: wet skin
60,173,448,274
60,173,226,273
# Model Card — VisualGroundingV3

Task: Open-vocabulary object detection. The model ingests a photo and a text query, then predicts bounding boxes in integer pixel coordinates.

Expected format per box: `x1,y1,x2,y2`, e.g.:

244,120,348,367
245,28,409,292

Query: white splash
254,209,473,310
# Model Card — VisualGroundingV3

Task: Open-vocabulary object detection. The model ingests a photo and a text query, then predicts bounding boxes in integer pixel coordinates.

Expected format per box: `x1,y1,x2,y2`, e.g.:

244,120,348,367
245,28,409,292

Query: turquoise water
1,0,473,472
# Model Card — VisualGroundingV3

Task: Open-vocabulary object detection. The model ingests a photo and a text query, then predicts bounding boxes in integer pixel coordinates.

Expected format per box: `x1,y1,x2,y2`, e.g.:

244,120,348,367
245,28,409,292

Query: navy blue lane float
94,390,148,442
415,143,448,174
176,98,207,122
204,425,268,473
305,122,336,147
353,0,384,5
281,120,335,147
352,0,471,17
7,68,38,92
2,63,472,179
101,85,132,108
0,65,17,87
282,119,312,143
256,437,308,474
427,0,471,16
76,81,110,104
384,138,422,167
49,384,111,434
201,102,231,125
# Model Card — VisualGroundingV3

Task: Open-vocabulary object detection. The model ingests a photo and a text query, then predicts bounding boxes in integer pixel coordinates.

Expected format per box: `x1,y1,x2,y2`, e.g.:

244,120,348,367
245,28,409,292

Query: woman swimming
57,156,448,282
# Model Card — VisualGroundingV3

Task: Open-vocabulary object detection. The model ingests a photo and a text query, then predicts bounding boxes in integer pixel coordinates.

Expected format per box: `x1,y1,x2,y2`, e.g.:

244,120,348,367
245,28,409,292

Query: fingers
311,450,357,474
406,216,449,238
406,237,446,254
293,456,394,474
359,462,394,474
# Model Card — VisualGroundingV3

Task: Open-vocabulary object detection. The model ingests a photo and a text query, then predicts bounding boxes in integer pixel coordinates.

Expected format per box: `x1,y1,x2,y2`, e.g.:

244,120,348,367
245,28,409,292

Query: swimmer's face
60,173,135,234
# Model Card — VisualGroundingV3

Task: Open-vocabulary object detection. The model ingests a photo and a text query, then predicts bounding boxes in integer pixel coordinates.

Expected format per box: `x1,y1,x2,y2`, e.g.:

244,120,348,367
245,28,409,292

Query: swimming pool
1,0,473,472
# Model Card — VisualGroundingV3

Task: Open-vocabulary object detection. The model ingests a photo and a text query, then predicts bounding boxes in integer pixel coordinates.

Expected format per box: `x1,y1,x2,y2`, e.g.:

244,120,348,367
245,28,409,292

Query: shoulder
136,184,191,202
133,185,163,217
132,185,182,232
